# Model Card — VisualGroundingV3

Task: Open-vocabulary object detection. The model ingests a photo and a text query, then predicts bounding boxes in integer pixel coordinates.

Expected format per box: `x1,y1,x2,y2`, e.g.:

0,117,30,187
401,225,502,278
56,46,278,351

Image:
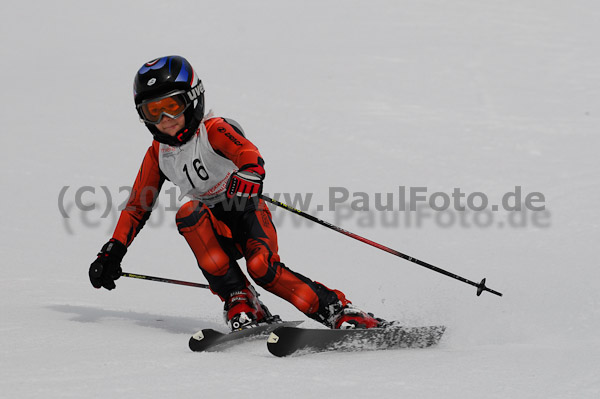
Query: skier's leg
176,200,246,297
239,199,381,328
176,200,270,330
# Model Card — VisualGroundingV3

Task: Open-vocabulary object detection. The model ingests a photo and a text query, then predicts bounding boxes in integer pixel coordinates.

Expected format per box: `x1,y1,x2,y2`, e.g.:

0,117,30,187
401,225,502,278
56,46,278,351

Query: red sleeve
204,117,265,171
112,141,165,246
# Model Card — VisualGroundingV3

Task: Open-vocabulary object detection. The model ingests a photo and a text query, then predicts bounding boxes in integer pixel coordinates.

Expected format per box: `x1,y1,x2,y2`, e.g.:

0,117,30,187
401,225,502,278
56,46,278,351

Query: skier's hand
226,165,265,199
89,239,127,290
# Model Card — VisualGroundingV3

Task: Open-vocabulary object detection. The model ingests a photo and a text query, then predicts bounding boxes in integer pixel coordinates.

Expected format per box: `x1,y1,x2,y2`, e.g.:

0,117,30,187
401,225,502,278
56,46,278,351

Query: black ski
266,324,446,357
189,320,303,352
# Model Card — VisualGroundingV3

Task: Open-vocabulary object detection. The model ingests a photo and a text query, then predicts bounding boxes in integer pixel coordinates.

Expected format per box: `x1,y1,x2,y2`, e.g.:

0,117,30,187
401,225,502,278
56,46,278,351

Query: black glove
89,239,127,290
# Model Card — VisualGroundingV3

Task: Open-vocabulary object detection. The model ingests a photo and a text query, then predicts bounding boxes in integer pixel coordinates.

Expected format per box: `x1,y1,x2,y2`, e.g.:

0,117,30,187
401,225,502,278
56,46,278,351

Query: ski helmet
134,56,205,146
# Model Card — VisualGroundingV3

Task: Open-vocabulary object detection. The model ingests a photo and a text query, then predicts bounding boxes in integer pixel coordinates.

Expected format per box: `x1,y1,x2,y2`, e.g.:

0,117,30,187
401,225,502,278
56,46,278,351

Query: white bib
158,120,237,206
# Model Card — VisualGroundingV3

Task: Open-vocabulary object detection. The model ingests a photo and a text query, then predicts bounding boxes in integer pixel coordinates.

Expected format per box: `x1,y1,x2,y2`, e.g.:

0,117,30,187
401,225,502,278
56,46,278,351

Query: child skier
89,55,382,331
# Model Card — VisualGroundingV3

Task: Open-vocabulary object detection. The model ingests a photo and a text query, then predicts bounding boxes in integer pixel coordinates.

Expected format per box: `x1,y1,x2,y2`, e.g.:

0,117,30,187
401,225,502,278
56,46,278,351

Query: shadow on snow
47,304,224,335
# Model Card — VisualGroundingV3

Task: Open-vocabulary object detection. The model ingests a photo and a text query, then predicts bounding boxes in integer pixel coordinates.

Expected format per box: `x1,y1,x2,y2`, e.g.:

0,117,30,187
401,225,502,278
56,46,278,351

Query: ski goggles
137,91,190,124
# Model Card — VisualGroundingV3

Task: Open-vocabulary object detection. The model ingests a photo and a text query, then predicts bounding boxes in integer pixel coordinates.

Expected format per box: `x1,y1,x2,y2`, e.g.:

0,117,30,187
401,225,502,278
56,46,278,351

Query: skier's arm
205,118,265,172
112,141,165,247
89,142,164,290
206,118,265,198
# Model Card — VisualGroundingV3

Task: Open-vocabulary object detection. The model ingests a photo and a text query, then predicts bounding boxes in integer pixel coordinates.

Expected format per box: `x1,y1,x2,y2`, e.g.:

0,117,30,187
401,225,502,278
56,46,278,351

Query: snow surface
2,1,599,398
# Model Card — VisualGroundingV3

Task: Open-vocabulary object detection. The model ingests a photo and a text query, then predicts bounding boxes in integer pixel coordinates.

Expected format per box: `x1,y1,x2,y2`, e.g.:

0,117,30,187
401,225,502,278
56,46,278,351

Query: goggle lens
139,95,188,124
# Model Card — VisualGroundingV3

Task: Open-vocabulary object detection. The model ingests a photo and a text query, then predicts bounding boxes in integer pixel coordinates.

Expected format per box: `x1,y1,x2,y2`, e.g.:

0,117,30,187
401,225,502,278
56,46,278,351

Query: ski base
267,324,446,357
189,320,303,352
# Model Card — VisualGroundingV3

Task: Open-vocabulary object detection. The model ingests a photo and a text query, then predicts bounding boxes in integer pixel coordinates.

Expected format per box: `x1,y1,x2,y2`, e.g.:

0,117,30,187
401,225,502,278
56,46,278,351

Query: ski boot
224,286,277,331
310,298,383,329
332,304,383,329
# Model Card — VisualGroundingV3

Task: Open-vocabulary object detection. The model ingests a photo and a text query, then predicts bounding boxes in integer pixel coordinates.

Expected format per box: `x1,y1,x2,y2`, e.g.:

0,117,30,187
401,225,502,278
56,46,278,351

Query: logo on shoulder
225,132,243,146
147,78,156,86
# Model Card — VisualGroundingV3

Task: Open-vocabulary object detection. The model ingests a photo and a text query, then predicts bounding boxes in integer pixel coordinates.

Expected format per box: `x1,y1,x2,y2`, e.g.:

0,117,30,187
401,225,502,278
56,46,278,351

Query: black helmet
133,56,205,146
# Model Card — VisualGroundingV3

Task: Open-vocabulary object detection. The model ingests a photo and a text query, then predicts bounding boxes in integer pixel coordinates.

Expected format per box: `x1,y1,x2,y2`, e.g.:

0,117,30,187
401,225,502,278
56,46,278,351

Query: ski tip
188,329,223,352
266,326,300,357
267,331,280,344
190,330,205,341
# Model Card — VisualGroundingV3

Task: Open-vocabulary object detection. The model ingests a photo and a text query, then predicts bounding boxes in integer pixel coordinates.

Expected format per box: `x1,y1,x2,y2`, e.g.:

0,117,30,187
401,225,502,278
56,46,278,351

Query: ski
266,324,446,357
189,320,303,352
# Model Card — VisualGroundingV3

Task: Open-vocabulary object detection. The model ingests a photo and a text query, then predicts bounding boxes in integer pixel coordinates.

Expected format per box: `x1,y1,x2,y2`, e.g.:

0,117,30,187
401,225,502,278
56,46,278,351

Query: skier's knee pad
246,252,275,283
175,201,207,233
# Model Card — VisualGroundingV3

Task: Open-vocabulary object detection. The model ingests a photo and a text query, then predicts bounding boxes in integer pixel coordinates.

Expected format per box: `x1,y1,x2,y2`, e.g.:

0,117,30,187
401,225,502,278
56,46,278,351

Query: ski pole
260,195,503,297
122,272,210,289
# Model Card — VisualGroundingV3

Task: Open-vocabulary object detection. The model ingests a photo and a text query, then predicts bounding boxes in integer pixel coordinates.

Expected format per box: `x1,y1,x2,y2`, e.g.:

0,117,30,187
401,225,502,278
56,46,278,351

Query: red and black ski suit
112,116,348,323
